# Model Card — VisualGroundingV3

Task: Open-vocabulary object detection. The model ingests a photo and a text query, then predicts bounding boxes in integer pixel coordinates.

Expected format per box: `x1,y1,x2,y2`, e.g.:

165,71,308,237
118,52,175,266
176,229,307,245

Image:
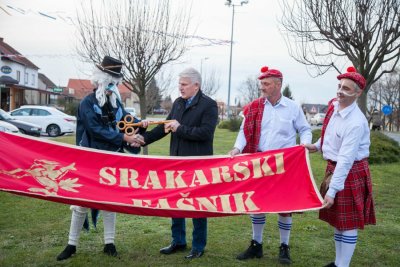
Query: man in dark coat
135,67,218,259
57,56,147,261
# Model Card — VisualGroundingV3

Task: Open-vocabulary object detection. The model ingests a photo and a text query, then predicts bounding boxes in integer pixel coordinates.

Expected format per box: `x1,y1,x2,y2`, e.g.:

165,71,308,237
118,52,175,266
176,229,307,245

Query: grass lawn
1,128,399,266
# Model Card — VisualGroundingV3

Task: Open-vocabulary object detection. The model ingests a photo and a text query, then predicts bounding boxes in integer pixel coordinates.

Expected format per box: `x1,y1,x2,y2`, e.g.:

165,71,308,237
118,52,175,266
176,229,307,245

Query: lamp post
225,0,248,118
200,57,209,76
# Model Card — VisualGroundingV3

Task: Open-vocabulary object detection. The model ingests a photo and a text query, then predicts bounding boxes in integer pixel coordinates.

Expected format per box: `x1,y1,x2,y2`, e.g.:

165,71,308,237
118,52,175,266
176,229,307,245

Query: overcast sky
0,0,342,105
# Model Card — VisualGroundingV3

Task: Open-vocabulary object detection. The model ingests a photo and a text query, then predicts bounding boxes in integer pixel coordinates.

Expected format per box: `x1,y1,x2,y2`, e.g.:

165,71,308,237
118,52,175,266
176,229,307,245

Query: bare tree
237,76,260,105
280,0,400,113
75,0,191,119
368,68,400,130
201,68,221,98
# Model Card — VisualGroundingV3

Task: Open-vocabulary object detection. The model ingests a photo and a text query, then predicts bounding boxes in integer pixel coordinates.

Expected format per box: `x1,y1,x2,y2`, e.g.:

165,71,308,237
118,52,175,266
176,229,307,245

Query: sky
0,0,341,106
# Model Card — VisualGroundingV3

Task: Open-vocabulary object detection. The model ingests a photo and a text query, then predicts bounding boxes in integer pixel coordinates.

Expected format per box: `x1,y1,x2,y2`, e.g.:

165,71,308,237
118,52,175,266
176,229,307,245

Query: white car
125,107,137,117
9,106,76,137
0,120,19,133
310,113,326,126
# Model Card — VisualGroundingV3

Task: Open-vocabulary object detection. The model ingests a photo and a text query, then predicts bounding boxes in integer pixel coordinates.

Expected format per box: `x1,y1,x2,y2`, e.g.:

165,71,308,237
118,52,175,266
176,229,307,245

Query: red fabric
319,160,376,230
320,98,336,151
0,132,323,218
242,98,265,153
258,66,283,80
337,66,366,90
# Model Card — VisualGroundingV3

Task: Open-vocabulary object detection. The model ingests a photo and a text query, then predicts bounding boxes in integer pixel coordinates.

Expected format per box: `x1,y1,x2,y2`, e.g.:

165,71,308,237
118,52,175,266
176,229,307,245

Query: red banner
0,132,323,217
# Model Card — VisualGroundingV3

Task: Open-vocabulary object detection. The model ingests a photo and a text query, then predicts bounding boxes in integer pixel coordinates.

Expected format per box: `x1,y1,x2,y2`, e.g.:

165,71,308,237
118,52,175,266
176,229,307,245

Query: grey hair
179,67,202,87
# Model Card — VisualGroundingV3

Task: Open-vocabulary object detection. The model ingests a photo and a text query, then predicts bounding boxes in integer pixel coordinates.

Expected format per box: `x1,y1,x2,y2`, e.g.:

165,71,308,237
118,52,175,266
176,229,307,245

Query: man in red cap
229,66,312,264
305,67,376,267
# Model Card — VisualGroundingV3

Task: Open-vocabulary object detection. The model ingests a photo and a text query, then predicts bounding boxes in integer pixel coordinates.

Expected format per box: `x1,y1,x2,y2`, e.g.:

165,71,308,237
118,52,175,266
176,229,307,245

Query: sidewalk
382,131,400,145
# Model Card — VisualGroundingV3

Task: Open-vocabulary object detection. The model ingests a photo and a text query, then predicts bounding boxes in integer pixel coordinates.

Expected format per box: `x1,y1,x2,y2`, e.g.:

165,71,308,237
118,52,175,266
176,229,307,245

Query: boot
236,240,263,260
103,243,118,257
278,243,292,264
56,244,76,261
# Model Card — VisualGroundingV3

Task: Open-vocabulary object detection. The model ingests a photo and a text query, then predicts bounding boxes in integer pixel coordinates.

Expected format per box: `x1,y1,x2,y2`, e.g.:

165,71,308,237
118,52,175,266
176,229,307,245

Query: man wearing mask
304,67,376,267
57,56,147,261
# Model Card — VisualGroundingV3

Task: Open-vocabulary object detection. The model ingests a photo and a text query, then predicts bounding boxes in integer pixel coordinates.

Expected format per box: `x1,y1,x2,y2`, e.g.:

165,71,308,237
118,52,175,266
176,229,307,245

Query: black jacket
76,91,142,153
144,90,218,156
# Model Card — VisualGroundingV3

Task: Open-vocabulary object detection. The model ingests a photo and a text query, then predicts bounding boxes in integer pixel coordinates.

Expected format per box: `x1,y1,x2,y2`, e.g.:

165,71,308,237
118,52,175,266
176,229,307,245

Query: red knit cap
337,66,366,90
258,66,283,80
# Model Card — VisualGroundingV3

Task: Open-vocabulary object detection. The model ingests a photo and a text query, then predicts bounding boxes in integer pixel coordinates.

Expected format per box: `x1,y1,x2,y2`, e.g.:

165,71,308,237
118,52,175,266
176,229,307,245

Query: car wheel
47,124,61,137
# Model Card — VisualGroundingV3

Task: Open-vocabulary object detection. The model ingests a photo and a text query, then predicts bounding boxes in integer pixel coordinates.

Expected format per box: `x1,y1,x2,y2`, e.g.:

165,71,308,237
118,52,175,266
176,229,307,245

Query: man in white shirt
305,67,376,267
229,66,311,264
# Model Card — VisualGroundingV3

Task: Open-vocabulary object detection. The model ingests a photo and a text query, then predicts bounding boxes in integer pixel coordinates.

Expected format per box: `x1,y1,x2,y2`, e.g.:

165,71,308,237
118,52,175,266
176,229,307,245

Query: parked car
0,109,41,137
0,120,19,133
125,107,137,117
310,113,326,126
9,105,76,137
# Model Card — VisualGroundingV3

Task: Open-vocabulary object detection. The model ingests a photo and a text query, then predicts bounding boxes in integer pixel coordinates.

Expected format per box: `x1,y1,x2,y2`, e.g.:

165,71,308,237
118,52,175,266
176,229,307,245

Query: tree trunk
358,91,367,115
139,94,148,155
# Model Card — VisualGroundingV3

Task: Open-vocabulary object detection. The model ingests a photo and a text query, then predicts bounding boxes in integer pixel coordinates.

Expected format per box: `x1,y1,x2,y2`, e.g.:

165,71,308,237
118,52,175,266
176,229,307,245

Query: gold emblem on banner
0,159,82,196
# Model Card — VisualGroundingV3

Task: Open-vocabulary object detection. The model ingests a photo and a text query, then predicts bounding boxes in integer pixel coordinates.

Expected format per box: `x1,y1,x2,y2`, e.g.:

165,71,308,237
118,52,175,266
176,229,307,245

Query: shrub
311,129,399,165
218,117,242,132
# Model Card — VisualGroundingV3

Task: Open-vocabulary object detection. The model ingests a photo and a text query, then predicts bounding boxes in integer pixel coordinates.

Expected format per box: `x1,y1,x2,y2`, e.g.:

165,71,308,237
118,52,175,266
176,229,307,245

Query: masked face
336,79,361,107
106,83,118,96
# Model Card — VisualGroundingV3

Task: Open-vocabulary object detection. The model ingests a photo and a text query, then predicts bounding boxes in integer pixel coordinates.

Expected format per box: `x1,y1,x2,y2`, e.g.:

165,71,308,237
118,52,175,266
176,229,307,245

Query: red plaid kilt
319,159,376,230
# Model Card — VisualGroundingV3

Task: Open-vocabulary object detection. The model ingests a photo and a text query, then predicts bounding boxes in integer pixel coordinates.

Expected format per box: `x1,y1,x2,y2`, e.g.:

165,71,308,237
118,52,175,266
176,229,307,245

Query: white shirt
314,101,370,198
234,96,312,152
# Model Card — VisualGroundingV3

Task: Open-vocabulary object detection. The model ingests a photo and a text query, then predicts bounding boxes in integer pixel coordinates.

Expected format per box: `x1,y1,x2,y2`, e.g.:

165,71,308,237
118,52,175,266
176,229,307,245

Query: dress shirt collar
334,100,357,119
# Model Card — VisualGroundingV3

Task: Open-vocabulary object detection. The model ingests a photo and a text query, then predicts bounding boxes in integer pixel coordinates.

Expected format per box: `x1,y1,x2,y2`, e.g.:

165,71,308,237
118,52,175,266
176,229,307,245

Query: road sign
53,87,63,93
382,105,393,115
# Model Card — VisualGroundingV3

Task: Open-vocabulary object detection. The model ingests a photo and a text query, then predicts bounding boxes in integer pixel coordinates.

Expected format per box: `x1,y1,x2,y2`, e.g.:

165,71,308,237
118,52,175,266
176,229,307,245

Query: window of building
31,74,35,85
24,73,28,84
68,88,75,95
16,71,21,82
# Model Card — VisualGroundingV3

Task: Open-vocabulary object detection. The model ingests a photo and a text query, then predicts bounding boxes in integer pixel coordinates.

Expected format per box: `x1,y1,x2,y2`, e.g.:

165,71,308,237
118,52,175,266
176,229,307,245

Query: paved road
383,131,400,145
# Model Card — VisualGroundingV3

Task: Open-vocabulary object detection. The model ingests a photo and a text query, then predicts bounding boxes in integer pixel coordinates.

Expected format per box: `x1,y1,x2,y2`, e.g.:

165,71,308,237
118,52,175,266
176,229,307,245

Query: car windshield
0,109,13,120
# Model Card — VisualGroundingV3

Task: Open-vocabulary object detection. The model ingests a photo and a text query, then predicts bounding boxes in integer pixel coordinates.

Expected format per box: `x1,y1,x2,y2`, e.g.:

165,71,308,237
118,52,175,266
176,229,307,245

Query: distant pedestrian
369,109,382,131
304,67,376,267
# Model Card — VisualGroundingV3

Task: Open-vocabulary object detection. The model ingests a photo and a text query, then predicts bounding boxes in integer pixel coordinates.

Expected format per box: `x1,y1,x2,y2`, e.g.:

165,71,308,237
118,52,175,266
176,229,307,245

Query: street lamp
200,57,209,76
225,0,249,118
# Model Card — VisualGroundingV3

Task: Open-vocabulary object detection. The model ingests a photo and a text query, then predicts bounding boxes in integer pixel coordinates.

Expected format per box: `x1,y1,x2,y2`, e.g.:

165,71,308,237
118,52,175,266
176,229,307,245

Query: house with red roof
0,37,65,111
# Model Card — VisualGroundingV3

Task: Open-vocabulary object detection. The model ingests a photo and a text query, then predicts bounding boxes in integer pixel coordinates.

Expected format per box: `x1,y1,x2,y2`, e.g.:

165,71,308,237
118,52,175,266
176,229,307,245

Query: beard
91,68,122,108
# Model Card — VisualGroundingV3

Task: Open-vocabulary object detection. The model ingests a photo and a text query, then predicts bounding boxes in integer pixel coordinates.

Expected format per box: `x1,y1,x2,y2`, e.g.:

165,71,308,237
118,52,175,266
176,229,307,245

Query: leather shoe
185,251,204,259
160,243,187,254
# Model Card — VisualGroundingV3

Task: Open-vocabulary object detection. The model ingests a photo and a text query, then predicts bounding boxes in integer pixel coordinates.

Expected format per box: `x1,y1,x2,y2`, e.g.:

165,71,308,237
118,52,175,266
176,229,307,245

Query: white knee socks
333,228,358,267
68,208,87,246
278,215,292,245
103,211,116,245
251,214,266,243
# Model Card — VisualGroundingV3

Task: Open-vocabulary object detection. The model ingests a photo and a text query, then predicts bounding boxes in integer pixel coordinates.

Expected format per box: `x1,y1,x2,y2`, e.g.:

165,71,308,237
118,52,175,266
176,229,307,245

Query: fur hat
337,66,366,90
96,56,123,78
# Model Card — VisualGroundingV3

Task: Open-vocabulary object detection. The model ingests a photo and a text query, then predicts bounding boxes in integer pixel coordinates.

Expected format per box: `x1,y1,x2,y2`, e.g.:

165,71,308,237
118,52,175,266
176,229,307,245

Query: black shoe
236,240,263,260
160,243,187,254
185,250,204,259
103,243,118,257
323,262,337,267
278,243,292,264
56,245,76,261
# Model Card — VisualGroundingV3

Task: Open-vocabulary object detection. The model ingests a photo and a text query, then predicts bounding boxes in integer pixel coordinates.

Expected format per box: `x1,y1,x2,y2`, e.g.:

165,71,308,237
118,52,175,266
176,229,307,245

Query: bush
311,129,400,165
218,117,242,132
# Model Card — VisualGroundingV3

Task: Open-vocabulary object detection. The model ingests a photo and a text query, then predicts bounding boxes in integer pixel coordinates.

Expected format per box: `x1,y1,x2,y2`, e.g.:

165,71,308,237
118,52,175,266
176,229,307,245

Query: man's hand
302,143,318,153
165,120,180,133
140,120,149,128
123,129,145,147
229,147,240,158
323,195,334,209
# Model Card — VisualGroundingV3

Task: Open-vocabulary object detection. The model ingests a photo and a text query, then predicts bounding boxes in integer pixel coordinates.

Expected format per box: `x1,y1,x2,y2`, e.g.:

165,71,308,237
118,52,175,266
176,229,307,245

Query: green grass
1,128,399,266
